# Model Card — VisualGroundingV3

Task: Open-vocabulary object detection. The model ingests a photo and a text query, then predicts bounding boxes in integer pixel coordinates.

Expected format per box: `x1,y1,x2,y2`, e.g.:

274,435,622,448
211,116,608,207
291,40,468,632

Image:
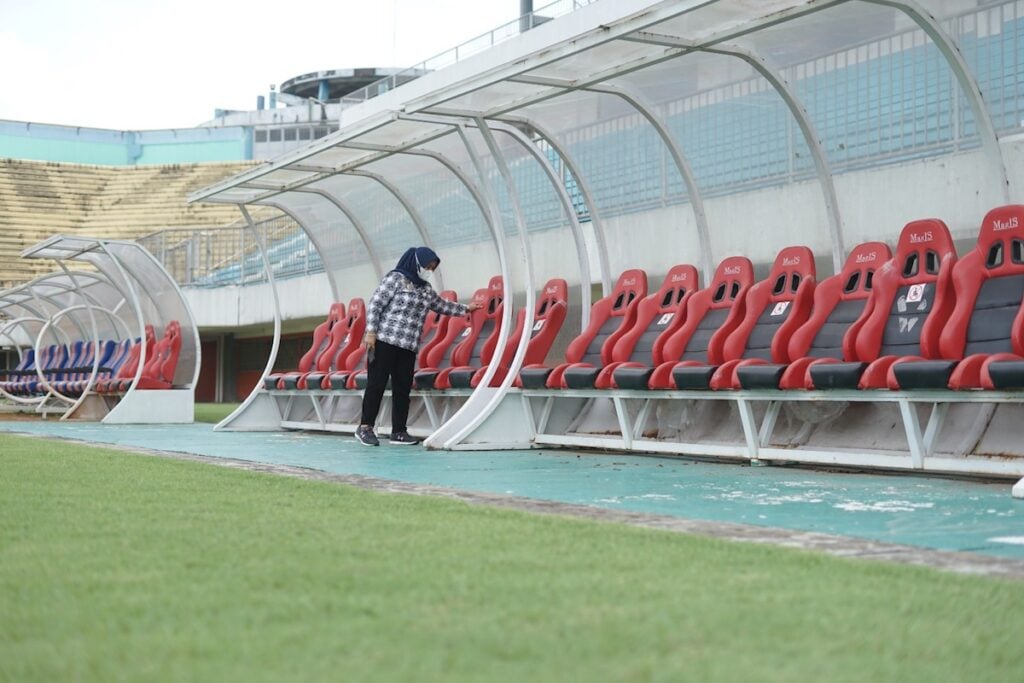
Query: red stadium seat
430,276,504,390
415,285,493,390
520,269,647,389
299,298,364,390
811,219,957,390
703,246,816,389
264,303,345,390
741,241,891,389
639,256,754,390
454,278,569,388
133,321,182,390
902,204,1024,390
600,265,698,389
95,326,157,393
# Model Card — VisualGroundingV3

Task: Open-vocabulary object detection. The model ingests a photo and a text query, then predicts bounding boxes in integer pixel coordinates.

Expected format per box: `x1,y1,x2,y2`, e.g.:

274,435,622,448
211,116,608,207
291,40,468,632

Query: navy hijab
391,246,440,287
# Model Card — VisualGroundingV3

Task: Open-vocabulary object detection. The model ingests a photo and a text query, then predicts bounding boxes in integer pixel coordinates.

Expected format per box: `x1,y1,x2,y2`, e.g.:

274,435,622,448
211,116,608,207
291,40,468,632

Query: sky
0,0,518,130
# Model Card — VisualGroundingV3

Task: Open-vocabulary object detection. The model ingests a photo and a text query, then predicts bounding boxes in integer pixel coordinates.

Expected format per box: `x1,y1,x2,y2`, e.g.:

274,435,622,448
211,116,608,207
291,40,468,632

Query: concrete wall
184,272,334,329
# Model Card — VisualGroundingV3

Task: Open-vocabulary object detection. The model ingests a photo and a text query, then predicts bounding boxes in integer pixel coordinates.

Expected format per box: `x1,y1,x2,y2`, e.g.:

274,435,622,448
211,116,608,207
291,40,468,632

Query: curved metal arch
707,41,845,271
291,188,385,282
495,113,613,296
69,263,143,341
255,200,343,301
399,146,505,277
441,116,540,449
866,0,1010,201
88,241,149,400
46,257,105,413
0,277,79,336
33,304,98,408
344,169,446,291
215,204,285,431
486,121,596,329
0,315,51,405
126,240,203,391
22,284,89,342
420,120,520,449
584,82,714,283
45,272,132,338
30,302,81,408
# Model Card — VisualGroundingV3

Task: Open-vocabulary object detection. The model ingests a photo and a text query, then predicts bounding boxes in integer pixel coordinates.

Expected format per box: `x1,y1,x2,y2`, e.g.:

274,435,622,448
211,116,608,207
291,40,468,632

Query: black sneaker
389,431,422,446
355,425,379,447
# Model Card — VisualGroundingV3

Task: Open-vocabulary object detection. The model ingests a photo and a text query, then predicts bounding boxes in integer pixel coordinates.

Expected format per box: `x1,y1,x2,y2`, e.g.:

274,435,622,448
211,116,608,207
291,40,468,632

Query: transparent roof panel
258,168,323,187
480,122,587,296
948,0,1024,135
651,0,813,45
350,118,450,149
740,1,980,168
523,38,673,82
306,173,423,272
362,151,491,248
255,188,368,296
301,145,378,170
430,81,557,117
360,150,499,297
207,187,270,203
605,48,828,270
512,88,699,280
102,242,198,387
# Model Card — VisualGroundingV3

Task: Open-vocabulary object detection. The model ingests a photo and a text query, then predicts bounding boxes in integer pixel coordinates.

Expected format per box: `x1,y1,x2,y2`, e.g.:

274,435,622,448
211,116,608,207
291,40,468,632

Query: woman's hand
363,331,377,351
467,302,483,312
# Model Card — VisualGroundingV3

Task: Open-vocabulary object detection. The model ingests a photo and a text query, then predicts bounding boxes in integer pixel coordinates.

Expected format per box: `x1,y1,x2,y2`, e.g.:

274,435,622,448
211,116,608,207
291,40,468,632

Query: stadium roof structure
190,0,1017,448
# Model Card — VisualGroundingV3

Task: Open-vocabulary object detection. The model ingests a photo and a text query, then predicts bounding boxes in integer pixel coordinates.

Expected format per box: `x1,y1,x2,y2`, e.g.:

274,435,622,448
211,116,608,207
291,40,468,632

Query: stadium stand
0,159,259,288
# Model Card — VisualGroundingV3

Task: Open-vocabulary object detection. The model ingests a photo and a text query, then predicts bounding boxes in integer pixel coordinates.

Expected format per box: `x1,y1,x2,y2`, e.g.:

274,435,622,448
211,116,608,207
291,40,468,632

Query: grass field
193,402,239,424
2,432,1023,682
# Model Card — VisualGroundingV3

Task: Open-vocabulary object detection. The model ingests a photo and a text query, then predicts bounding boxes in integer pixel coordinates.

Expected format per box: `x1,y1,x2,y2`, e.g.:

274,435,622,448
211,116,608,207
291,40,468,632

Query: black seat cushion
892,360,956,389
414,370,439,390
563,366,600,389
737,364,786,389
520,367,553,389
809,362,867,389
304,372,328,390
279,375,301,390
263,376,281,390
448,369,476,389
986,360,1024,390
672,365,716,390
353,373,369,390
613,366,654,390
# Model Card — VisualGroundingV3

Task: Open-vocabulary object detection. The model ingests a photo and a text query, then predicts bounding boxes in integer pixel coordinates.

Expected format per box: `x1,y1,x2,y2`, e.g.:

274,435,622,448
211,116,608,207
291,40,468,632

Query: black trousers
360,340,417,433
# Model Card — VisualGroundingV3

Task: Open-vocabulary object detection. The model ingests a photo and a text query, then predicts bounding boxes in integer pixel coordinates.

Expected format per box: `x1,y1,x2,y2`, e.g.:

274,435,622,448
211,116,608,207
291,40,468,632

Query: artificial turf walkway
3,433,1023,681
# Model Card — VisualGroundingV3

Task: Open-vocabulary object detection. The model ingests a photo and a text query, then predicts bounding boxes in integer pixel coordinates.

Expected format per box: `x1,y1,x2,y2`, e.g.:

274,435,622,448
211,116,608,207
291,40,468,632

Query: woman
356,246,481,446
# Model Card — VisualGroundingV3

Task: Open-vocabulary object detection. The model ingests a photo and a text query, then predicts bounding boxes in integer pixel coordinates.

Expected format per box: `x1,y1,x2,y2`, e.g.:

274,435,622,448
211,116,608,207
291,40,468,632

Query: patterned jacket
366,272,468,352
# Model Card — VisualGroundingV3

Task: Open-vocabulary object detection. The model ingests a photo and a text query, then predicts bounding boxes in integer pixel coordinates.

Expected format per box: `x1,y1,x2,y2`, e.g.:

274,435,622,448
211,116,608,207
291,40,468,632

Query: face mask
416,253,435,283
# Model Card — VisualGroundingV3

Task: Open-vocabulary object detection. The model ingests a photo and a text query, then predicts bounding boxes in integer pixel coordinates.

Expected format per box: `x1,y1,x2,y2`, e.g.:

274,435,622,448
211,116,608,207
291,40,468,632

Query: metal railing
138,215,321,287
340,0,597,106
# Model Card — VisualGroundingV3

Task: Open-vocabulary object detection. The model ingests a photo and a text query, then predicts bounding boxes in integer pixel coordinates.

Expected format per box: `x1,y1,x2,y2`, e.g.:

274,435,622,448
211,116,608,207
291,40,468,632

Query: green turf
2,433,1022,683
193,402,239,424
